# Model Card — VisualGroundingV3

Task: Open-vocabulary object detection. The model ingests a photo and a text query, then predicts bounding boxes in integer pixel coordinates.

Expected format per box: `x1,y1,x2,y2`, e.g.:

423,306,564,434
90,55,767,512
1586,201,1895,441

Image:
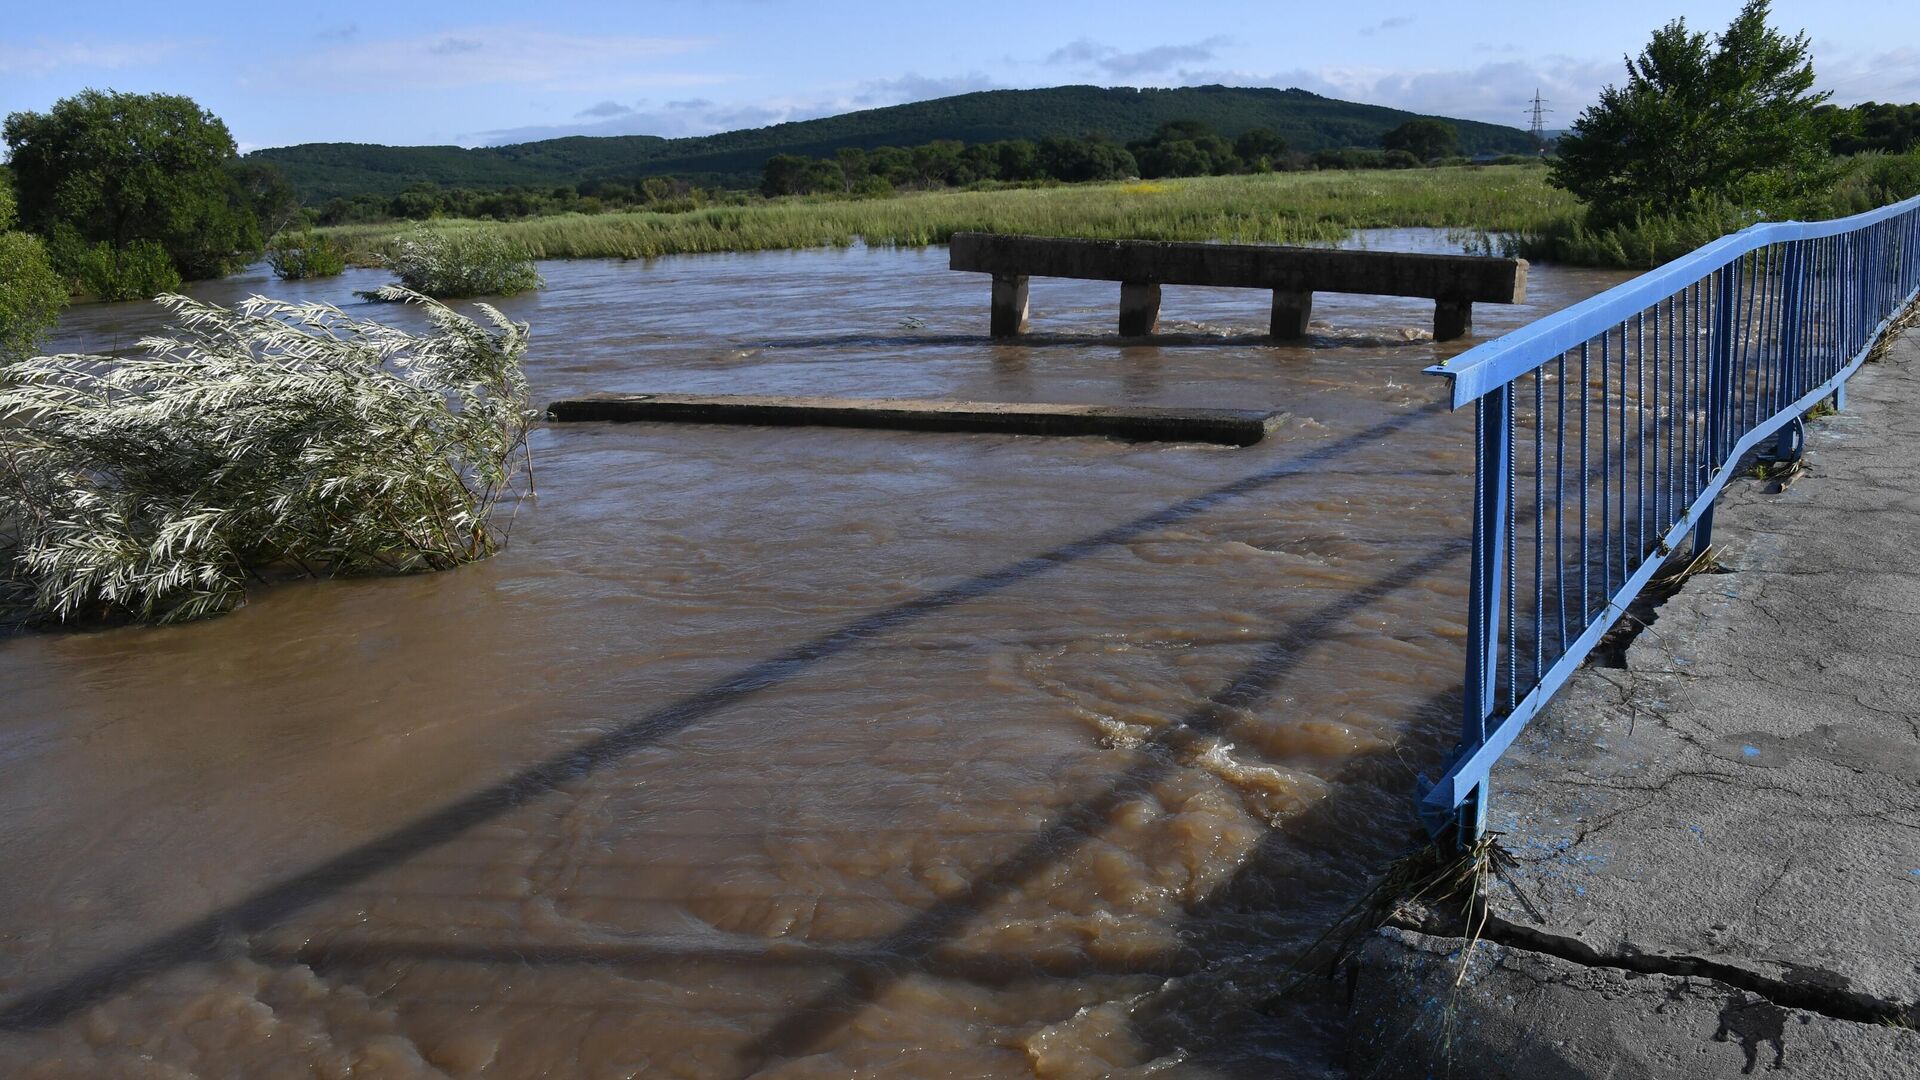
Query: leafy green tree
993,140,1042,181
0,177,67,362
229,160,302,238
1382,119,1459,162
1233,127,1289,170
1550,0,1839,225
909,140,967,186
1130,121,1241,178
1823,101,1920,155
3,90,264,284
761,153,813,196
1038,136,1138,182
834,146,871,187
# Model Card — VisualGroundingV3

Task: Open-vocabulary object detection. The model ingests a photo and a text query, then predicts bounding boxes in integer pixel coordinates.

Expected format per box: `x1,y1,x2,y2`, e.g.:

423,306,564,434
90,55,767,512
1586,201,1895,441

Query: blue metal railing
1420,194,1920,840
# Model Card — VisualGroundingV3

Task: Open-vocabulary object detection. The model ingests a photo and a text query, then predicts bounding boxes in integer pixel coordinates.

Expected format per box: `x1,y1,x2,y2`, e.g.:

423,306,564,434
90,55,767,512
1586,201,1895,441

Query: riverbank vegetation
382,225,544,298
317,164,1579,262
0,177,66,363
0,290,535,624
265,227,348,280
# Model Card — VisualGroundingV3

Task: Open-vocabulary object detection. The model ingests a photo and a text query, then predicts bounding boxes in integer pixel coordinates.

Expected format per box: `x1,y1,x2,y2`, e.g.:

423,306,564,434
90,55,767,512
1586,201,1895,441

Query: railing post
1459,383,1512,842
1774,244,1807,463
1696,267,1737,557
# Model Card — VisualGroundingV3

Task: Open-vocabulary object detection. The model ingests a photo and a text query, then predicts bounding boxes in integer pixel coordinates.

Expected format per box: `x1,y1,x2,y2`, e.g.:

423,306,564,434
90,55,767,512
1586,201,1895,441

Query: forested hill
251,85,1539,201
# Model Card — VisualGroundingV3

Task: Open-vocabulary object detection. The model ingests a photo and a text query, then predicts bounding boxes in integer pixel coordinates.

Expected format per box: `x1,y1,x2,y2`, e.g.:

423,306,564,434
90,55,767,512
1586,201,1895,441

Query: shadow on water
241,587,1464,1080
0,400,1454,1043
1114,688,1464,1077
731,546,1467,1075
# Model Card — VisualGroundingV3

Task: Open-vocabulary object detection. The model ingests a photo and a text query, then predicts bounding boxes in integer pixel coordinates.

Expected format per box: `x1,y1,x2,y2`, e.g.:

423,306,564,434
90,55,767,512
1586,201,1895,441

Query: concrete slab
545,393,1287,446
1347,328,1920,1076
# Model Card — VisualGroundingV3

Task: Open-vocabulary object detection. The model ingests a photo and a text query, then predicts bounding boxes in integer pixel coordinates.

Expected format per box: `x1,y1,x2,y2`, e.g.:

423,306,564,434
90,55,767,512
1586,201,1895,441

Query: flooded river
0,236,1627,1078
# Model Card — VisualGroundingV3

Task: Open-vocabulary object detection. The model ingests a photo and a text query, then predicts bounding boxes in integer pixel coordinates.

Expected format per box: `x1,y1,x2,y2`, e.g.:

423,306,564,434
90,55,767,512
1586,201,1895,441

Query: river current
0,235,1626,1078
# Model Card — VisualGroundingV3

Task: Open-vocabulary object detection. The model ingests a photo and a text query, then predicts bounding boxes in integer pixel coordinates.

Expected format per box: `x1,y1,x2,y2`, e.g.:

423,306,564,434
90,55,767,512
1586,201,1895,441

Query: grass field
319,165,1582,262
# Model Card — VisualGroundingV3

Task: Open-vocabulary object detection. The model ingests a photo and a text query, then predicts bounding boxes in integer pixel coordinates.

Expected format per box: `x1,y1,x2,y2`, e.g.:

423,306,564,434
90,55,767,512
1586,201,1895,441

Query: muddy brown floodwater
0,234,1629,1078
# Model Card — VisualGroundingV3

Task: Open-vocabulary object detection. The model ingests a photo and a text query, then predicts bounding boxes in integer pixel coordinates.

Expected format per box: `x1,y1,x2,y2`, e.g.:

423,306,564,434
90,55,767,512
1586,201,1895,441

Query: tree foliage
1550,0,1839,225
3,90,264,286
0,290,534,624
0,176,67,364
1382,119,1459,162
1822,101,1920,156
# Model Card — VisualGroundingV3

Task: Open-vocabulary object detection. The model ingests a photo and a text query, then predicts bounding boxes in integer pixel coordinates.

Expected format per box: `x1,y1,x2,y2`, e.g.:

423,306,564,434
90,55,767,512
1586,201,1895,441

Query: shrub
0,289,535,624
384,224,544,298
49,231,182,302
266,227,349,279
1500,199,1756,269
0,180,67,363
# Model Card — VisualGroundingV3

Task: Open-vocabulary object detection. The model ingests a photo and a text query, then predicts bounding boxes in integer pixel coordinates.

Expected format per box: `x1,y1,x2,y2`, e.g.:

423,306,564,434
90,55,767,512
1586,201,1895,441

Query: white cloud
0,39,192,76
291,26,723,93
1045,37,1233,80
469,94,837,145
576,100,636,119
1814,46,1920,105
470,71,1010,146
852,71,1005,105
1360,16,1415,37
1175,57,1621,127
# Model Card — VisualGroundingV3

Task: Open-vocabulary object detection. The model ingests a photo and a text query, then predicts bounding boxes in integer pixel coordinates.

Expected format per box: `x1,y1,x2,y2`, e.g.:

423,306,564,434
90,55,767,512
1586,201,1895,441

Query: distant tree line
760,118,1476,197
1821,101,1920,156
311,176,744,226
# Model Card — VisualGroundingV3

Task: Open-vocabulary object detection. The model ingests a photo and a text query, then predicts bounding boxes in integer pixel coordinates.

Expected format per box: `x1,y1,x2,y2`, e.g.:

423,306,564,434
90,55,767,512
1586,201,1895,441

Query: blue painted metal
1420,194,1920,841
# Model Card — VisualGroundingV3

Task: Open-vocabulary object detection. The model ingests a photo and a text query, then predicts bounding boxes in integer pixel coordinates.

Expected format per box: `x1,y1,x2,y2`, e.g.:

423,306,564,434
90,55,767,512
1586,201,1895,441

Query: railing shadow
241,570,1463,1079
0,402,1455,1031
1114,687,1463,1077
732,543,1467,1072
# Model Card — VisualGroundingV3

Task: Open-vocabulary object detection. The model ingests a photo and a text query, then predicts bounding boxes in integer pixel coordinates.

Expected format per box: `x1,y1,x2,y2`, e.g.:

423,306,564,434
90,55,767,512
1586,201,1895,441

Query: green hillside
251,85,1539,202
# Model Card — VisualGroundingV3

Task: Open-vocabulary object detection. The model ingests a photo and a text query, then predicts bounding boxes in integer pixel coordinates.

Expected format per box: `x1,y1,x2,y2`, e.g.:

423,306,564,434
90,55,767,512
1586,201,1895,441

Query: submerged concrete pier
547,393,1287,446
1347,329,1920,1078
948,232,1526,341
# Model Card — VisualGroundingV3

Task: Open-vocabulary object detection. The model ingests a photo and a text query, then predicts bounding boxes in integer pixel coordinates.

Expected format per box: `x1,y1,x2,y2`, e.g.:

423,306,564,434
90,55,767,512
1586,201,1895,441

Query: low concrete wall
546,393,1287,446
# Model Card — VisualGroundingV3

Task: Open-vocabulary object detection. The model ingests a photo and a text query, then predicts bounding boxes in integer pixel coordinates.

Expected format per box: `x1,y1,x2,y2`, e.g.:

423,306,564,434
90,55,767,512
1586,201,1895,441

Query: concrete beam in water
547,393,1287,447
950,232,1525,342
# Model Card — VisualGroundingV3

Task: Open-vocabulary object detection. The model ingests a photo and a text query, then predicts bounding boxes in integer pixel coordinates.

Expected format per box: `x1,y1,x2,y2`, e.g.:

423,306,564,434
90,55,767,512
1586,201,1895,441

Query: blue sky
2,1,1915,151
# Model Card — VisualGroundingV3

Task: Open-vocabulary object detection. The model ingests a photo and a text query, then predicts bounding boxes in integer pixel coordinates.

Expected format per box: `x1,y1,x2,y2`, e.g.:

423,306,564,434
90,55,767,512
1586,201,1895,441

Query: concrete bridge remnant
948,232,1527,342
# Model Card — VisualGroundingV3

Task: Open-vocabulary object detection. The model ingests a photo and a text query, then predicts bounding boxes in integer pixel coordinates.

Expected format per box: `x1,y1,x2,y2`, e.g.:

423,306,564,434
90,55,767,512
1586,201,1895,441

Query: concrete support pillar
1434,300,1473,342
990,273,1030,337
1271,290,1313,338
1118,281,1161,337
